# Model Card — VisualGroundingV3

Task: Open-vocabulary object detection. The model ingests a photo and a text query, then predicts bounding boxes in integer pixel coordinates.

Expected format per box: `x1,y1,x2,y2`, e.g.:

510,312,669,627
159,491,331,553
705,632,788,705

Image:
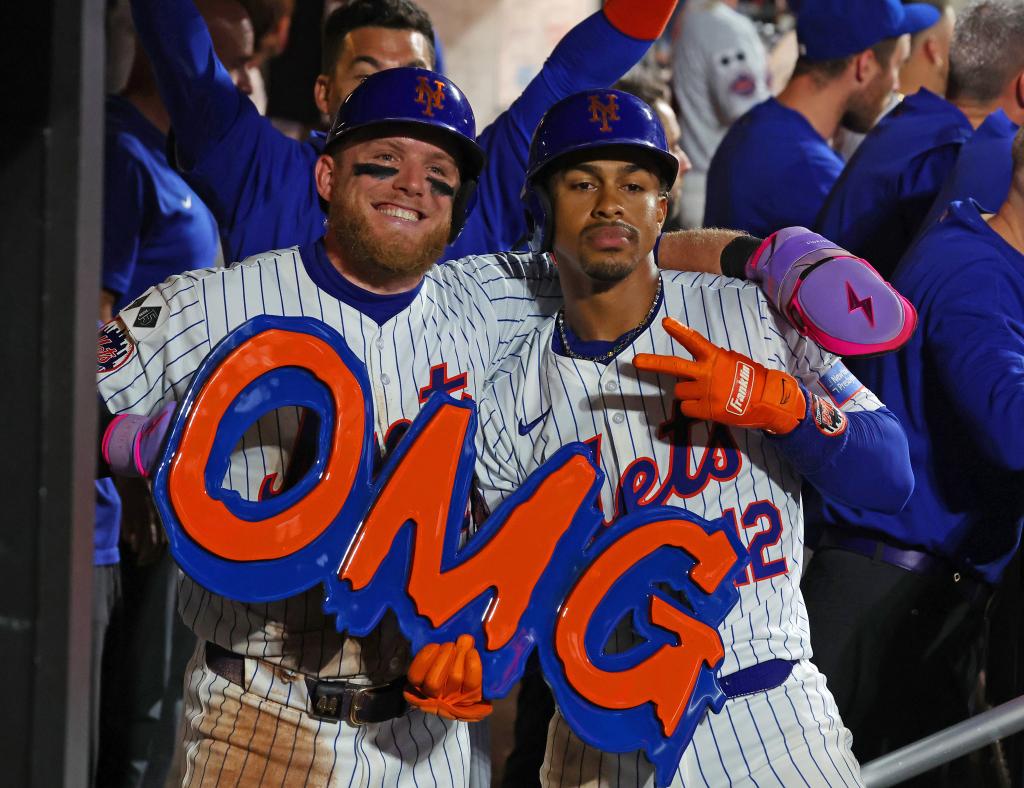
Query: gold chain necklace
556,277,663,363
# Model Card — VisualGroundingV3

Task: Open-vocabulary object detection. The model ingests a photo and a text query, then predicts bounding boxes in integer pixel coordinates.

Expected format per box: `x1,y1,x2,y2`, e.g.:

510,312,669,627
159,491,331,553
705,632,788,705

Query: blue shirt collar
299,238,423,326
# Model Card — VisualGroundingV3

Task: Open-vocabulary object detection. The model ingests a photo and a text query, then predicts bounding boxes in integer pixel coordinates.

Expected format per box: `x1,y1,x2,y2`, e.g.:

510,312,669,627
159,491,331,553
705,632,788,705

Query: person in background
833,0,955,160
129,0,683,264
804,125,1024,785
238,0,295,114
703,0,931,236
671,0,770,228
816,0,1024,279
96,3,253,786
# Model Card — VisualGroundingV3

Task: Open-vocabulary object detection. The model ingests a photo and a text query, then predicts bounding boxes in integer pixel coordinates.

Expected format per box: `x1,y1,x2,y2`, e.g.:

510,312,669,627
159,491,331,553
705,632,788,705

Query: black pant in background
803,546,994,786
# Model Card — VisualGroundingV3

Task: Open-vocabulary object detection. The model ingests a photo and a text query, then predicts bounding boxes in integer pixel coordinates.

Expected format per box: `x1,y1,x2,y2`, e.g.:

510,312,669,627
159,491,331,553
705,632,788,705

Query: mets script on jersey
152,315,749,786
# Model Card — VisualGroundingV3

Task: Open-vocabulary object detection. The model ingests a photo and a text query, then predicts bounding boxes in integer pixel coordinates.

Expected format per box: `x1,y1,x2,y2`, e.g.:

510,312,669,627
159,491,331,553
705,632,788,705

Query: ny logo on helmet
588,94,620,133
415,76,446,117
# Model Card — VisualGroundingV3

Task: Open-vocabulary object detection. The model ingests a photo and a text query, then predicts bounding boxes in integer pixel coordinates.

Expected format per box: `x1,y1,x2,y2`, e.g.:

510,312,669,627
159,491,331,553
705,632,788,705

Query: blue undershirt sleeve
770,394,913,514
129,0,318,260
130,0,243,170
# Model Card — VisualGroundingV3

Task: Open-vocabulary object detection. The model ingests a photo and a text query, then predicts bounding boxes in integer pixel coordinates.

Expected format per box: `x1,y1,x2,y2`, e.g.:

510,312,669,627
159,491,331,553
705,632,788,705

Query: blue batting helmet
523,89,679,253
324,67,486,242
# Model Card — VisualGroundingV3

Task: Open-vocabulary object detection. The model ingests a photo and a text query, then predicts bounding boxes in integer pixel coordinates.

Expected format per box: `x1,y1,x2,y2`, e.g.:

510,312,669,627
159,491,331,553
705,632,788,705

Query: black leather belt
205,642,408,725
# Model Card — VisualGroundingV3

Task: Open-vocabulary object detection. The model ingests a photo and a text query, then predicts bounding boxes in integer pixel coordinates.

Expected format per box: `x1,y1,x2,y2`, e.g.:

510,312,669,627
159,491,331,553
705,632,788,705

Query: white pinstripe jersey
477,271,883,676
97,243,561,681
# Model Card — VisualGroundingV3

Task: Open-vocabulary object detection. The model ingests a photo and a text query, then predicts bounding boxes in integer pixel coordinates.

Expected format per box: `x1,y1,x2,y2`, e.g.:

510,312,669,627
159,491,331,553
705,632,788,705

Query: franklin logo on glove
727,362,754,416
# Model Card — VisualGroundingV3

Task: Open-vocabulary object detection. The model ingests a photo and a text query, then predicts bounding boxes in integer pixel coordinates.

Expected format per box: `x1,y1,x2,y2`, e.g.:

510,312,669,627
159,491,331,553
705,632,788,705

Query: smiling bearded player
439,91,915,786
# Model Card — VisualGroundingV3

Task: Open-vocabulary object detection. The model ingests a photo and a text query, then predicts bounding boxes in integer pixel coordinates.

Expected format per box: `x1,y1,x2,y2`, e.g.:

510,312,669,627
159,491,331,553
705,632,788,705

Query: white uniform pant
178,641,474,787
541,660,863,787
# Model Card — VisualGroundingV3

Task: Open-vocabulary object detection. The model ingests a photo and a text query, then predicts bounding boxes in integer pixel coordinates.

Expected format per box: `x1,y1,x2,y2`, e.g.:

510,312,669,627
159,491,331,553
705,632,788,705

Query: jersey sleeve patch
119,287,172,343
818,361,864,407
810,393,848,437
97,318,134,375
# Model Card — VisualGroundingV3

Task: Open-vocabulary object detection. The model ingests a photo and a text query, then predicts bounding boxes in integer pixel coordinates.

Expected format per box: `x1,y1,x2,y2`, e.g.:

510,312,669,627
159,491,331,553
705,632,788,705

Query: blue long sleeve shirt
815,89,972,278
919,109,1018,233
129,0,656,262
823,200,1024,584
704,97,844,237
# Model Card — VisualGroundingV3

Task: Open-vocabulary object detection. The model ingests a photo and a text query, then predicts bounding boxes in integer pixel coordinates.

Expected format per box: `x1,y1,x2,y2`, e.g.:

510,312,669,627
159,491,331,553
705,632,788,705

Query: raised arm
130,0,244,169
448,0,679,258
130,0,321,260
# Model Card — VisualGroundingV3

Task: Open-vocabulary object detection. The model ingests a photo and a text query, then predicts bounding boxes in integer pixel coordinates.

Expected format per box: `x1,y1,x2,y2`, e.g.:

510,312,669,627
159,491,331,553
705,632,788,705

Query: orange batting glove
634,318,807,435
404,634,493,722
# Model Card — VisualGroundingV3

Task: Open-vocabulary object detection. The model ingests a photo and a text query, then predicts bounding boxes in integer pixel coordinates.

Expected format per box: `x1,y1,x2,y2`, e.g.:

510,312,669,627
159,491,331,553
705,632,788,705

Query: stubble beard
842,76,893,135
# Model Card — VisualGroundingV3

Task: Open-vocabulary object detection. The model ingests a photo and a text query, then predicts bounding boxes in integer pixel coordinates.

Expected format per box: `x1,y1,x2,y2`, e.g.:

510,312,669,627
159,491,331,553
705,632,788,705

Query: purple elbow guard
101,402,176,478
747,227,918,357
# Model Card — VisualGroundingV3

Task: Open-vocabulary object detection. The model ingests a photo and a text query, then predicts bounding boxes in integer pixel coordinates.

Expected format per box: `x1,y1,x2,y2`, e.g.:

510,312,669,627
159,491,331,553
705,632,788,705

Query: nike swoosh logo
182,194,192,209
518,408,551,436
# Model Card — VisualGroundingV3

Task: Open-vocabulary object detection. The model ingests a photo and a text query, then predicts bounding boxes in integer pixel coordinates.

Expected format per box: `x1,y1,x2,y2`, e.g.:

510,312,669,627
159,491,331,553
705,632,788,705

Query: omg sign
153,315,748,785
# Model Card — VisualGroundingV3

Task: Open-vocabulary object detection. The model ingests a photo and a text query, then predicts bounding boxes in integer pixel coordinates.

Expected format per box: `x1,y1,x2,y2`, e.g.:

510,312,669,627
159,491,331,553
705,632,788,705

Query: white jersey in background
97,243,560,786
672,1,770,228
477,271,871,787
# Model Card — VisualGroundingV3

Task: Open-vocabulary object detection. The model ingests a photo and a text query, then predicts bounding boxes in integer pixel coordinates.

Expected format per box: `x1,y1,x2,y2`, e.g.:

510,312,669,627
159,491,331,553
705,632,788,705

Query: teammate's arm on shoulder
656,228,752,275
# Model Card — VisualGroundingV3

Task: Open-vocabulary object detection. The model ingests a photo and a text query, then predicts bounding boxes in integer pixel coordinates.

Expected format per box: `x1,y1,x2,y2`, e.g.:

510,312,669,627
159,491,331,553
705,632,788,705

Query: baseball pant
179,641,473,787
540,660,862,787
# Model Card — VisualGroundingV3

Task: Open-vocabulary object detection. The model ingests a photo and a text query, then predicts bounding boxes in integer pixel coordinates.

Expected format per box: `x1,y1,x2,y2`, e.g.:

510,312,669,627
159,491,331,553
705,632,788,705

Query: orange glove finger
660,318,716,361
407,642,441,687
449,634,475,694
422,642,456,698
633,353,700,379
463,645,484,700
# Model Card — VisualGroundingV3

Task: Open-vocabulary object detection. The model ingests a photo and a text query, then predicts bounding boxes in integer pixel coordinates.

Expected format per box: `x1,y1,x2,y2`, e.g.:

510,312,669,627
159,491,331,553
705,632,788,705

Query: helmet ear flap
449,178,478,243
524,183,554,253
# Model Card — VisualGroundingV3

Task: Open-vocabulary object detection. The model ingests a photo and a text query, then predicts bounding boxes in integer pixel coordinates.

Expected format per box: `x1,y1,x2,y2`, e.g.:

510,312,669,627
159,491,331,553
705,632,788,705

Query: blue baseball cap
324,67,485,181
797,0,941,61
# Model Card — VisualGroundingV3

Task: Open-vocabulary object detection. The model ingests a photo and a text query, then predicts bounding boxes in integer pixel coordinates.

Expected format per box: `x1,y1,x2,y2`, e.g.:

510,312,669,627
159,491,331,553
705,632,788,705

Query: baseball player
128,0,682,263
802,129,1024,777
468,91,914,786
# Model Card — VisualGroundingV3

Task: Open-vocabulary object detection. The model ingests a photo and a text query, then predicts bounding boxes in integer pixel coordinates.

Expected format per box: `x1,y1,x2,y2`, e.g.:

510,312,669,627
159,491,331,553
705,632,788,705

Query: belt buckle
308,681,354,724
348,686,376,726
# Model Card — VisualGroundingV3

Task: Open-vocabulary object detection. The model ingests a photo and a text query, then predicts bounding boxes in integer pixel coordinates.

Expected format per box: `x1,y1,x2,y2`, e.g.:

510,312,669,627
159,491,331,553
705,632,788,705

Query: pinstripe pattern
477,272,871,786
97,244,562,785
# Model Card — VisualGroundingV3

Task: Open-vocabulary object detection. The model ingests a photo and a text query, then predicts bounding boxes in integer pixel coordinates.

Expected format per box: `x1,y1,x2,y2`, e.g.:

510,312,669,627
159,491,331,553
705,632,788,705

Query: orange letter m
338,400,597,651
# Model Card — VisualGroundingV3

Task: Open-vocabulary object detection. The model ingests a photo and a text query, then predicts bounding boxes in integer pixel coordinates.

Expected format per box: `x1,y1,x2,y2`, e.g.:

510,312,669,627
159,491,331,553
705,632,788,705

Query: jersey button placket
370,329,389,432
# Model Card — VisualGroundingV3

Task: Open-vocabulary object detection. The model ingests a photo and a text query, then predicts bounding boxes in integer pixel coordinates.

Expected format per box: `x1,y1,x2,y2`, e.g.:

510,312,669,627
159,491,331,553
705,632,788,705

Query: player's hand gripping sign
152,316,749,785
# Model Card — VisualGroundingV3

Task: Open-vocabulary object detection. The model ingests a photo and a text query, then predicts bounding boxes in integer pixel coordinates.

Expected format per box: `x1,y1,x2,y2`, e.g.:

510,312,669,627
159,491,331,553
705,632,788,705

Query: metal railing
861,695,1024,787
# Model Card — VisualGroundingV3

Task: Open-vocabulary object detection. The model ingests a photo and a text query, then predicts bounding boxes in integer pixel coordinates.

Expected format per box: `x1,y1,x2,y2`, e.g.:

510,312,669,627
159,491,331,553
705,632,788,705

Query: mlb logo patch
97,319,134,375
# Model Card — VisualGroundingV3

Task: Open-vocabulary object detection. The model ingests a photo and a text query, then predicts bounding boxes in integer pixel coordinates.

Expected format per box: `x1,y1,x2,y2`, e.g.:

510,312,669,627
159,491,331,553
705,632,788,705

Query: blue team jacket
824,201,1024,585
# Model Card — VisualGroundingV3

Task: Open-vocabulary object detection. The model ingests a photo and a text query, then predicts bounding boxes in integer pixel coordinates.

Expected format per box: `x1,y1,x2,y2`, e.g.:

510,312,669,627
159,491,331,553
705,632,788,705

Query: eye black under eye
427,177,456,198
353,163,398,179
